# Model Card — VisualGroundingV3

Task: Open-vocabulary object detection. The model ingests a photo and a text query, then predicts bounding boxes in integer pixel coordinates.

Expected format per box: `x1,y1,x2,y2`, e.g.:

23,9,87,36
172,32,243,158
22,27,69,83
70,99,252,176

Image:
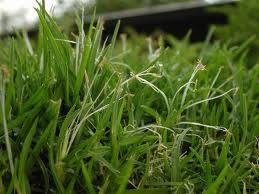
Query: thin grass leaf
116,155,135,194
18,118,39,193
81,160,96,194
204,164,231,194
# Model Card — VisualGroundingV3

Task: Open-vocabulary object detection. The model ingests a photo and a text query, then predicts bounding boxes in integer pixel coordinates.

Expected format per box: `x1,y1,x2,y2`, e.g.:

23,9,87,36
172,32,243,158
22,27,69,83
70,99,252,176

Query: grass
0,2,258,194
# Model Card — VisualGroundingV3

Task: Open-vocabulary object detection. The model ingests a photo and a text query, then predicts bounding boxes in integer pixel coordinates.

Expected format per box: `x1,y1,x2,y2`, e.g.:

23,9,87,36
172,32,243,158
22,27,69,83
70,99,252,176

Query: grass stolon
0,3,258,194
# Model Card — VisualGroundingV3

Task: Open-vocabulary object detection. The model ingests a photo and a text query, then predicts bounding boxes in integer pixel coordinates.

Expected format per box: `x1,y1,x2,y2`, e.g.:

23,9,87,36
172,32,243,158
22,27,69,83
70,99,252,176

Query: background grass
0,1,258,194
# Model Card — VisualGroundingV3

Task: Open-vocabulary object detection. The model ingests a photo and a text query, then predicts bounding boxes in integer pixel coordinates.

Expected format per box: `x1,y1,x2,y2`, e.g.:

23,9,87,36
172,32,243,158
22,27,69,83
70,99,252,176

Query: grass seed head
196,59,206,71
0,64,10,82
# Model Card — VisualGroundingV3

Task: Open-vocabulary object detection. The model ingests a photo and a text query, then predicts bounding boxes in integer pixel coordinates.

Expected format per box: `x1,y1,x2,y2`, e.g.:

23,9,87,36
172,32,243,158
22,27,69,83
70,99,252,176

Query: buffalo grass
0,3,258,194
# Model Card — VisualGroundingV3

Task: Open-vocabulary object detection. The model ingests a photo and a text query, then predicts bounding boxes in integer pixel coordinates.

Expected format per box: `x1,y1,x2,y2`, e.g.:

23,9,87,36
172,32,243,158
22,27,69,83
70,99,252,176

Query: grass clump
0,3,258,194
214,0,259,65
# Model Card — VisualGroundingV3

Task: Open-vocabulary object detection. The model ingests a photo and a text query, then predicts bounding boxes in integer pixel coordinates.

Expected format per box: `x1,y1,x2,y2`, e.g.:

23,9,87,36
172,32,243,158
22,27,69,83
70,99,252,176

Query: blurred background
0,0,236,41
0,0,95,34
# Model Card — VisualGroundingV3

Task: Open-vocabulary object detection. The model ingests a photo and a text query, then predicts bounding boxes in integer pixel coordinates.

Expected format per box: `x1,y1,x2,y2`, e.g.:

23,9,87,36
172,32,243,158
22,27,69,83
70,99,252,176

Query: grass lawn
0,2,258,194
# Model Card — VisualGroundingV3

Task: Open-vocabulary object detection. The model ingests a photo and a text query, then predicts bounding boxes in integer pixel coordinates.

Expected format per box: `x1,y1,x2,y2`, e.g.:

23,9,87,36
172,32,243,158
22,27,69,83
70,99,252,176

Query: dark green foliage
214,0,259,64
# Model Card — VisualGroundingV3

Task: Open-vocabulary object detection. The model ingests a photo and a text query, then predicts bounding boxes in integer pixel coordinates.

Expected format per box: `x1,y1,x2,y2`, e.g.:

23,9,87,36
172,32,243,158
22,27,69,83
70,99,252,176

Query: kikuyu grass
0,3,258,194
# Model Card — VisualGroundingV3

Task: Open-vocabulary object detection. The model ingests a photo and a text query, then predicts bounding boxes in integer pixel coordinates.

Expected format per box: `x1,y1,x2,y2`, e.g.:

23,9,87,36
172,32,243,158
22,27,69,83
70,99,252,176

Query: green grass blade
204,164,231,194
81,160,96,194
116,155,135,194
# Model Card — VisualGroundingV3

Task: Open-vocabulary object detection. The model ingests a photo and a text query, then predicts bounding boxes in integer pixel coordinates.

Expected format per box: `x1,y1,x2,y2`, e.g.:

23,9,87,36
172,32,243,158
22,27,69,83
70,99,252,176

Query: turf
0,2,258,194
